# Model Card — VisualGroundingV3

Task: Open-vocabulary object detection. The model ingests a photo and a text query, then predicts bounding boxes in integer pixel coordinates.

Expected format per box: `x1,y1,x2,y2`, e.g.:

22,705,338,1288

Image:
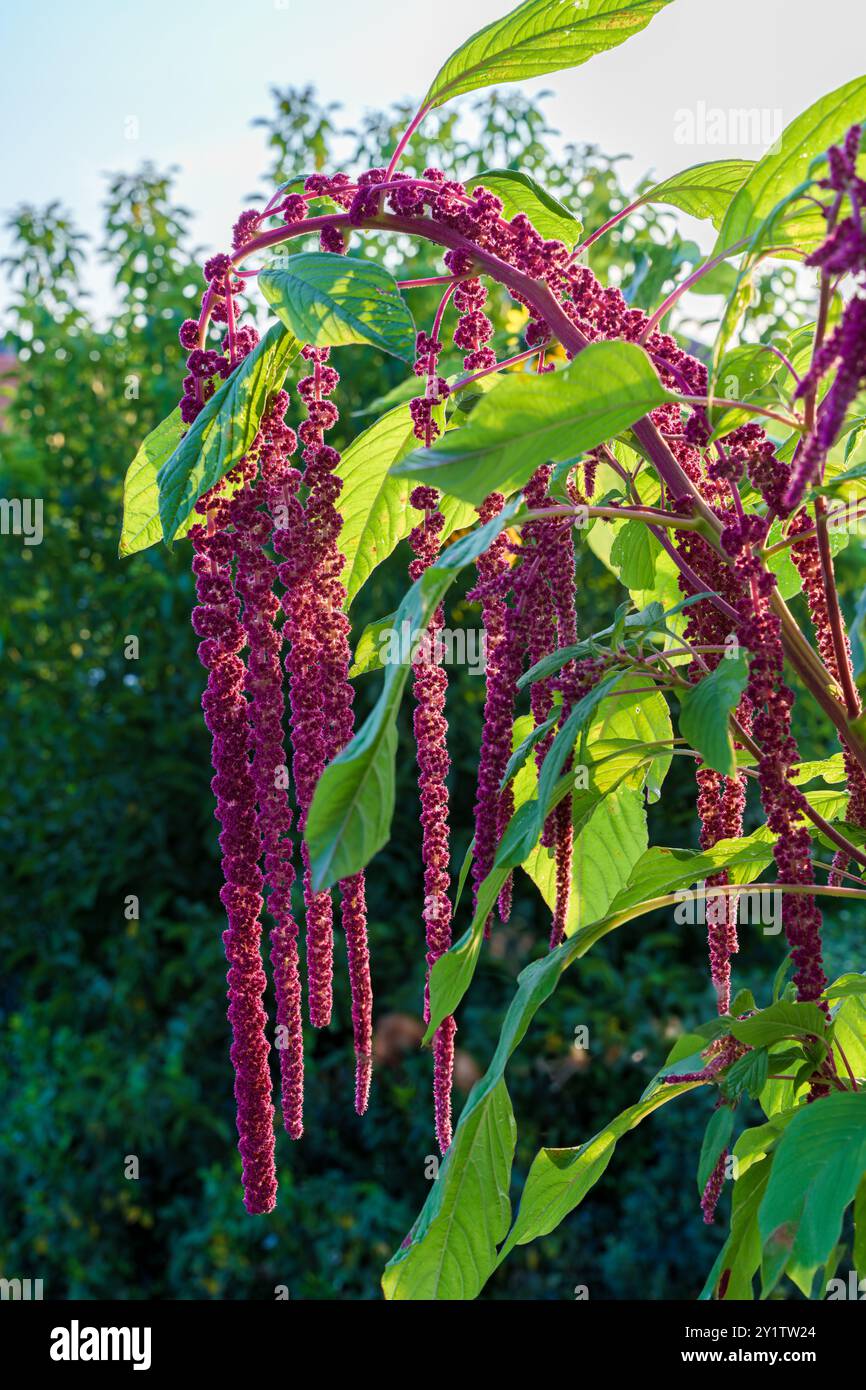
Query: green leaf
717,78,866,254
465,168,581,245
711,342,784,439
393,341,671,504
640,159,755,229
157,323,300,545
609,831,776,916
609,518,658,589
759,1092,866,1291
855,1174,866,1279
304,498,520,890
390,902,679,1297
119,407,185,556
336,403,475,607
723,1048,769,1102
791,753,847,787
698,1107,734,1195
423,0,672,109
425,800,774,1052
728,1000,828,1050
259,253,416,363
830,981,866,1079
522,784,647,937
349,612,396,678
824,972,866,1002
678,654,749,777
499,1082,698,1260
424,674,625,1044
500,709,560,790
382,1080,516,1300
588,686,673,803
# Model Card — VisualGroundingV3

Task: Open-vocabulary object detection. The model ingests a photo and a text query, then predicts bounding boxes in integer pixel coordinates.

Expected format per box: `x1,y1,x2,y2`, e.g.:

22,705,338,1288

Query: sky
0,0,864,317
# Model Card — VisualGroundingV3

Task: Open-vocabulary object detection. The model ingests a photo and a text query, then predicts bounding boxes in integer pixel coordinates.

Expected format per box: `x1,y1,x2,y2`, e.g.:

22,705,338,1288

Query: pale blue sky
1,0,863,315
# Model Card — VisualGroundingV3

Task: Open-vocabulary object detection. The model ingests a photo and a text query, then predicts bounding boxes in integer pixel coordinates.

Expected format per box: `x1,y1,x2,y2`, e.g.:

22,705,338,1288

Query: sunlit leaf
393,341,672,504
260,253,416,362
640,158,754,229
424,0,673,109
717,78,866,254
119,407,184,557
465,168,581,244
157,323,299,545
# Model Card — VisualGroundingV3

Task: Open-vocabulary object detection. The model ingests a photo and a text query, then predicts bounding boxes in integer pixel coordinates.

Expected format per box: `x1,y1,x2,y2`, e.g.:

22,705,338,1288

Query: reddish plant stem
385,104,431,181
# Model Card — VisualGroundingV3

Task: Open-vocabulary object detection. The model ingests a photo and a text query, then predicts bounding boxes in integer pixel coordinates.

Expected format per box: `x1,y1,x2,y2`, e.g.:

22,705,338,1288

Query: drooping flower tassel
276,346,341,1027
545,502,580,948
313,359,374,1115
468,545,530,933
701,1146,728,1226
191,485,277,1214
726,543,828,1005
234,396,305,1140
789,512,866,882
408,485,456,1153
784,126,866,510
471,493,512,922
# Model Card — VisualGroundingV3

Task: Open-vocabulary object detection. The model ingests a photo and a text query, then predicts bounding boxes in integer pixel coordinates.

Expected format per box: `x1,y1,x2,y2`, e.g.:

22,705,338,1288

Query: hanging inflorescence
176,124,864,1212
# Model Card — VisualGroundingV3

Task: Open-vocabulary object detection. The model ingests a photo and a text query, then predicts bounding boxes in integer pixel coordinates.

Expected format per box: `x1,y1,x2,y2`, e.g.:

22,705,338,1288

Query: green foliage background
0,88,861,1300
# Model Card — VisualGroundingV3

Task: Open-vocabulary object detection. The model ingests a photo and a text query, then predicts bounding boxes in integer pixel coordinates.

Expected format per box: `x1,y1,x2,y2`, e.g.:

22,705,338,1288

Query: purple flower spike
408,485,456,1153
233,397,305,1140
190,490,277,1214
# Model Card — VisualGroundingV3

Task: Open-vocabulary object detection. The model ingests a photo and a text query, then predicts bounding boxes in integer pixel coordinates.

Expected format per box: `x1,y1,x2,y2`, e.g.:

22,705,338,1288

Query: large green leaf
607,831,777,915
759,1092,866,1291
157,323,299,545
394,341,671,504
830,979,866,1079
381,1081,516,1300
498,1082,698,1259
337,403,476,608
304,499,520,890
677,654,749,777
727,1000,828,1050
716,77,866,253
523,783,648,937
710,341,784,439
119,407,184,556
259,253,416,363
589,685,673,801
388,857,833,1297
639,159,755,229
385,927,587,1299
609,518,658,590
423,0,672,109
465,169,581,245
